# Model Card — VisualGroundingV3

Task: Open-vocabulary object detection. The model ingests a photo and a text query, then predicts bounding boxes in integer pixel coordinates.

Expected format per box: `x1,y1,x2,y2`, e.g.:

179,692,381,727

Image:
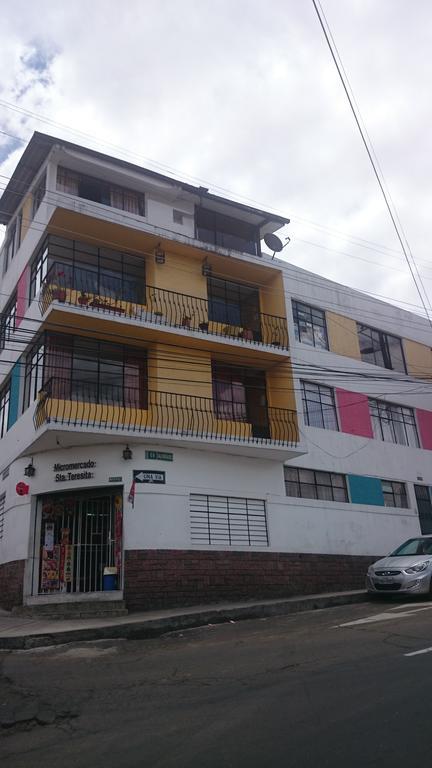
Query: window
369,398,419,448
0,382,10,438
292,300,328,349
207,276,261,338
301,381,338,430
357,323,406,373
32,173,46,218
212,364,269,433
284,467,348,502
30,242,49,299
24,333,147,410
57,167,145,217
2,214,22,273
30,236,145,303
196,207,259,256
0,492,5,540
190,494,268,546
173,209,184,225
381,480,408,508
0,294,17,351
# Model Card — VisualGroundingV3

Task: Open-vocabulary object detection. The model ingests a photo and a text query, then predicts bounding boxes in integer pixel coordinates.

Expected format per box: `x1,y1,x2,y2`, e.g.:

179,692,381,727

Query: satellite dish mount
263,232,291,259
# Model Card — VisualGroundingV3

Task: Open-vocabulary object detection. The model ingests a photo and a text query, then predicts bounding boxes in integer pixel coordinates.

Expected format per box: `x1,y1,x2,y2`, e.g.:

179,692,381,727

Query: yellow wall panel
21,194,33,241
327,312,361,360
404,339,432,379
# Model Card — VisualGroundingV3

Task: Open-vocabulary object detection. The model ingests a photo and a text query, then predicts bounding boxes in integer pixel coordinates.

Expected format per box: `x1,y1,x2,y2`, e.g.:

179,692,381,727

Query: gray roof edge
0,131,290,228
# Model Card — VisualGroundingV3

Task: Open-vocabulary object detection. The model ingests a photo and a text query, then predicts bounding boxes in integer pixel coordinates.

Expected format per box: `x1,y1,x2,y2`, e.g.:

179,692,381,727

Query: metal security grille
190,494,268,547
36,489,122,594
0,492,5,540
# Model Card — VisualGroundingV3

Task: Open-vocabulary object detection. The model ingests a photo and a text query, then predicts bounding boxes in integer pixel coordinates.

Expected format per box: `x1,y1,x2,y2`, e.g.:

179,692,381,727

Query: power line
311,0,432,330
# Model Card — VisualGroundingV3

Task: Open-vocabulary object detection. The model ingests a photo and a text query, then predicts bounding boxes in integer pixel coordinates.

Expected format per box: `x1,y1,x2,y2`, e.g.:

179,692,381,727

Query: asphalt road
2,597,432,767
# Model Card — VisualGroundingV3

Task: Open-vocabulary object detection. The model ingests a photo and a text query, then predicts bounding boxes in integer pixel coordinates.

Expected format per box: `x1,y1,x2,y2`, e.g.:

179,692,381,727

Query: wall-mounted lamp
202,259,212,277
154,243,166,264
123,445,133,461
24,460,36,477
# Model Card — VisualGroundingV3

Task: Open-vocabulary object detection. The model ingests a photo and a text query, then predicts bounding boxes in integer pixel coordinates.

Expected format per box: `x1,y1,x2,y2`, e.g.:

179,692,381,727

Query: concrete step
13,600,128,620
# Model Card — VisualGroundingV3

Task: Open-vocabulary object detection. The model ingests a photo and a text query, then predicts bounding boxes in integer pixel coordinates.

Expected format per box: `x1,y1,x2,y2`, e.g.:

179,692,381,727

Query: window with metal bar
292,300,328,349
30,235,145,302
207,276,261,338
357,323,406,373
0,382,10,439
381,480,408,508
196,207,259,255
190,494,268,547
23,333,147,410
369,398,419,448
301,381,338,430
284,467,348,502
0,294,17,351
2,214,22,274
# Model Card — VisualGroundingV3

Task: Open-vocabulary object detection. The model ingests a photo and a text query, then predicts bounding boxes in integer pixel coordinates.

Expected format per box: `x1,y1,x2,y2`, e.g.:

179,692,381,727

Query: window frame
32,172,46,219
196,206,260,256
284,466,349,503
23,332,148,411
56,166,145,217
292,299,329,350
381,479,408,508
301,380,339,431
357,322,407,373
0,293,17,351
207,276,261,337
369,398,419,448
0,381,10,439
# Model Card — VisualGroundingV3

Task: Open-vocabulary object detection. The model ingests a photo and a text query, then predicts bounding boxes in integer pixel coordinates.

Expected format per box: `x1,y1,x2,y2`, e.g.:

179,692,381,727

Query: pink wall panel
417,409,432,450
15,267,29,328
336,388,373,438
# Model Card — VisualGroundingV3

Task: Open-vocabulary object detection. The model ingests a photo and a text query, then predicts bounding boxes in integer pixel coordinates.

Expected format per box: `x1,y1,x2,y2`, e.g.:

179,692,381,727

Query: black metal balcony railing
39,262,289,349
34,378,298,447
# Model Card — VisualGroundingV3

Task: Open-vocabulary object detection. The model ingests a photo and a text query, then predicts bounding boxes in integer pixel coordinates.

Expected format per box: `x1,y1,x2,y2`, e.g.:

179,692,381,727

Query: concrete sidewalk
0,590,368,650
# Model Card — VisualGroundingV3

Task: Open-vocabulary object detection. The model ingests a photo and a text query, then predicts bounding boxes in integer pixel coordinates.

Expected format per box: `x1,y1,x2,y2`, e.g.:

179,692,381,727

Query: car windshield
389,538,432,556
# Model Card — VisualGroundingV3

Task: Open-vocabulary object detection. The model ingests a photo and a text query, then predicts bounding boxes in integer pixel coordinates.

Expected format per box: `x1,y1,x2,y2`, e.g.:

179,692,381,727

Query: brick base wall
124,549,375,611
0,559,25,611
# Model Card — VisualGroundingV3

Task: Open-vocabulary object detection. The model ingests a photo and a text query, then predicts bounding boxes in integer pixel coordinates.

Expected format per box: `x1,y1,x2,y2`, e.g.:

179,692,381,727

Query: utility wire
311,0,432,329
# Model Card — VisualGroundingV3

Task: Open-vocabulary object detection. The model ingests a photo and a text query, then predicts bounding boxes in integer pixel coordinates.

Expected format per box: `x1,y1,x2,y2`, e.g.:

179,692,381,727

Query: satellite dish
264,233,284,253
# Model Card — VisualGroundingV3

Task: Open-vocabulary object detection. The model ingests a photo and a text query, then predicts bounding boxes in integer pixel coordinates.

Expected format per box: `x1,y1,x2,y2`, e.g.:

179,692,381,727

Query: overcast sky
1,0,431,319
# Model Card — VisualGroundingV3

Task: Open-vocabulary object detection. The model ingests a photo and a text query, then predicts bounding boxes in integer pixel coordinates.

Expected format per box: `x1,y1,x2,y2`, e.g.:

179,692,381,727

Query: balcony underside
24,421,306,461
43,305,290,365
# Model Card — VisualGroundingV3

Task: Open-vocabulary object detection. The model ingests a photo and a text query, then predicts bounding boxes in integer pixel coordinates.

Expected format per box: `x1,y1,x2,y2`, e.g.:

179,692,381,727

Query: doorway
35,488,123,595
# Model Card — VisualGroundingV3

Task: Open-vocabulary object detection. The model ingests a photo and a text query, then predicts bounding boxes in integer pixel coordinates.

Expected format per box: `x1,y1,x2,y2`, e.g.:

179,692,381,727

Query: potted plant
52,287,66,302
182,315,191,328
199,321,209,333
78,290,89,306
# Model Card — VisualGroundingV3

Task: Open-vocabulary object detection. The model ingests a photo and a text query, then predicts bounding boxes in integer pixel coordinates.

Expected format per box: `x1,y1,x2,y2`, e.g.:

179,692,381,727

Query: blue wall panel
7,363,21,429
348,475,384,506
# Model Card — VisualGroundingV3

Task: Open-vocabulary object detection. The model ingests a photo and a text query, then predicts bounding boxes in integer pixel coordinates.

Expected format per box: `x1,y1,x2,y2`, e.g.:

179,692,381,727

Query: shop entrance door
415,484,432,535
36,488,123,595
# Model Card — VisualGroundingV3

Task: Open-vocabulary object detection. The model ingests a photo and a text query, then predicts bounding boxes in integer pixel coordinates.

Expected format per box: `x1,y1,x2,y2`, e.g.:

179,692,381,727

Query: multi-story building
0,132,431,611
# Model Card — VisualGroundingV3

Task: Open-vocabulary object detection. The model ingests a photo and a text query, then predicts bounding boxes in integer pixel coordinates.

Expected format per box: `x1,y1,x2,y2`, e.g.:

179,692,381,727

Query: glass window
381,479,408,508
284,467,348,502
208,277,261,338
292,300,328,349
369,398,419,448
0,294,17,351
56,167,145,217
196,207,259,256
357,323,406,373
0,382,10,438
301,381,338,431
24,333,148,410
32,172,46,218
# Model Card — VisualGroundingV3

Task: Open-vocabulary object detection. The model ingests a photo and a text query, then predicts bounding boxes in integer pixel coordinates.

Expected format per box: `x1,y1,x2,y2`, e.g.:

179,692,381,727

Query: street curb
0,591,368,650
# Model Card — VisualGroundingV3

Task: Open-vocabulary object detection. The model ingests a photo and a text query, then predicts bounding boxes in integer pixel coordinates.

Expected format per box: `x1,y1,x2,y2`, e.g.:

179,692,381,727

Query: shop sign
109,476,122,483
145,451,173,462
133,470,166,484
53,460,96,482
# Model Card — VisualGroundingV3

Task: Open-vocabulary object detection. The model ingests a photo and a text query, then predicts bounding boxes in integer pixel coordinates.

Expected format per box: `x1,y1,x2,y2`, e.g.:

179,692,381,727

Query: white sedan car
366,536,432,596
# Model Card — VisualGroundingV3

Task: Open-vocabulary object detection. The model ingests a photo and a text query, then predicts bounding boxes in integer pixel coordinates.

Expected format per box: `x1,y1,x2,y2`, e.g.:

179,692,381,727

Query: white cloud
0,0,431,317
